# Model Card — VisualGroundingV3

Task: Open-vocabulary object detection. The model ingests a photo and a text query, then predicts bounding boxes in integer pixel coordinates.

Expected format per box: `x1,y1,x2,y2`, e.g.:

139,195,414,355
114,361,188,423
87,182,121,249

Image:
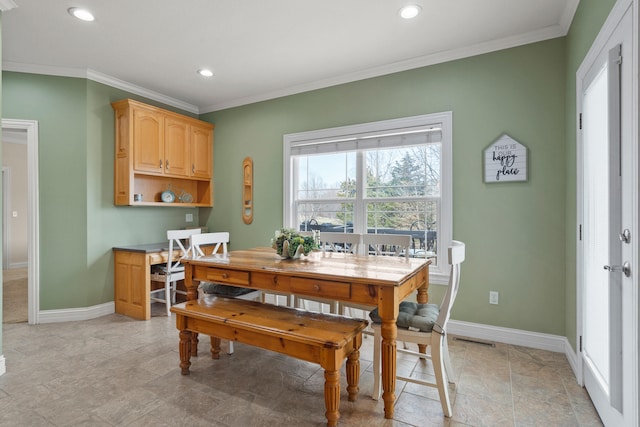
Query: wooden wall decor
242,157,253,224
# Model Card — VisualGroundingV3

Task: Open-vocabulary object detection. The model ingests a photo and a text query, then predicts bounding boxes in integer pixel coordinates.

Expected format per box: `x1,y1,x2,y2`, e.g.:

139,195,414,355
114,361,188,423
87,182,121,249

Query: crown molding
2,62,199,115
2,61,86,78
0,0,17,12
3,7,578,116
86,69,199,114
201,24,568,113
560,0,581,33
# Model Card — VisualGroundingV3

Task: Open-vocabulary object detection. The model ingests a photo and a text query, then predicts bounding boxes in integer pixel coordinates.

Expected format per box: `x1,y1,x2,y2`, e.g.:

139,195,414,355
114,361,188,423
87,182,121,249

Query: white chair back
319,232,361,254
191,232,230,257
370,239,465,415
363,233,412,257
151,228,201,316
433,240,465,334
167,228,201,276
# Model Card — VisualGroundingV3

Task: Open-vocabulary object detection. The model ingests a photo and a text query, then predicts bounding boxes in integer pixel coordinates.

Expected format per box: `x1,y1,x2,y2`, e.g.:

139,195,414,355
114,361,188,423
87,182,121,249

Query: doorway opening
1,119,39,325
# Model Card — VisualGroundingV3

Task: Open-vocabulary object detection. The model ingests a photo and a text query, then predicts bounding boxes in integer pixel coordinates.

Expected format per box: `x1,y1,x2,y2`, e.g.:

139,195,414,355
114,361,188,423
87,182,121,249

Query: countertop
112,243,168,253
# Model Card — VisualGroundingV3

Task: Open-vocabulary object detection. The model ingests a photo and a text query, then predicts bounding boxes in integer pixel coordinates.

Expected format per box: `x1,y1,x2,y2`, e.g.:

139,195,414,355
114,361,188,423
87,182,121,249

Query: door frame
575,0,638,423
2,119,40,324
2,167,10,270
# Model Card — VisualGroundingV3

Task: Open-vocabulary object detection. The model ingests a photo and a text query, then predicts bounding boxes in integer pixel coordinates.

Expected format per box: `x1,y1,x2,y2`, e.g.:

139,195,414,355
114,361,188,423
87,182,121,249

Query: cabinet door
164,117,190,177
114,251,150,320
133,107,164,173
190,123,213,179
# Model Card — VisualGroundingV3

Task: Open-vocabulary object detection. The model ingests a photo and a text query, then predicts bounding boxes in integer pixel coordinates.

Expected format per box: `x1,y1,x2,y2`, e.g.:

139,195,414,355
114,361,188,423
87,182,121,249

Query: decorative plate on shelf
161,190,175,203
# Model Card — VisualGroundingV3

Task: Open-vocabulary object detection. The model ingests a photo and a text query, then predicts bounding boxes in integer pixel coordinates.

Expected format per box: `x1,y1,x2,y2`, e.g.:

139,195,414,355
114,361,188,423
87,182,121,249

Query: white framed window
283,112,452,283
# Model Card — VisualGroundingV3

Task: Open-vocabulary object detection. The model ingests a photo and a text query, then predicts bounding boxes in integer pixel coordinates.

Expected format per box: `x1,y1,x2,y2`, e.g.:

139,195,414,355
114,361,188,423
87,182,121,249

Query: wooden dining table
181,247,430,419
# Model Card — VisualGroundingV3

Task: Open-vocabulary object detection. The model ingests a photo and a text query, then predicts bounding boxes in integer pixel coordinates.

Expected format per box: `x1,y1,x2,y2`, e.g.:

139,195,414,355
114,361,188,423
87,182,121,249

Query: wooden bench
170,298,368,427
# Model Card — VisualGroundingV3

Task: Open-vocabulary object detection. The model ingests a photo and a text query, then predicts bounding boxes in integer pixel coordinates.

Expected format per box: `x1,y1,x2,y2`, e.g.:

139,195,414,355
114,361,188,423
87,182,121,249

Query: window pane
365,145,441,198
366,200,438,262
297,202,354,233
296,152,356,199
285,112,452,280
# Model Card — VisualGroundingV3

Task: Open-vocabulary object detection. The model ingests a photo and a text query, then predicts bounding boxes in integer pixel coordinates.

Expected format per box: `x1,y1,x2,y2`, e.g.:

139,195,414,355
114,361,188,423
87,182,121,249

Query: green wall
0,1,618,351
202,38,568,335
563,0,618,350
2,73,201,310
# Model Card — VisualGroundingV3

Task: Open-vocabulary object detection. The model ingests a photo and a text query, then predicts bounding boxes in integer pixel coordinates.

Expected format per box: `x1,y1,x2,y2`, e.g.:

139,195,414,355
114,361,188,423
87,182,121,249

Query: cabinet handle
166,160,170,170
192,164,195,174
159,160,163,169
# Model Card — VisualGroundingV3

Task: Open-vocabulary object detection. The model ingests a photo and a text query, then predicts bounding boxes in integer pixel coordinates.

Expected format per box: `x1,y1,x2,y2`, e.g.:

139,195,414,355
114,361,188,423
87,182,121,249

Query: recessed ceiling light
198,69,214,77
68,7,95,22
399,5,421,19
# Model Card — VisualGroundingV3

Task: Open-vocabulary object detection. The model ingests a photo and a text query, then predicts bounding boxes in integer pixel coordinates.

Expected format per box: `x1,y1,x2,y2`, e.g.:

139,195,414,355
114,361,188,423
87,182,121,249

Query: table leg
184,263,200,357
381,319,397,419
179,329,192,375
191,333,199,357
210,336,221,359
324,369,340,427
417,280,429,354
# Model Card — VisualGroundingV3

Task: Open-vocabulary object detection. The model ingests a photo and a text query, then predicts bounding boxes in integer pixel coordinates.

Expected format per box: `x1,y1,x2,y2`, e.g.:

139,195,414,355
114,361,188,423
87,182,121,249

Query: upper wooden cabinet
112,99,215,206
190,122,213,179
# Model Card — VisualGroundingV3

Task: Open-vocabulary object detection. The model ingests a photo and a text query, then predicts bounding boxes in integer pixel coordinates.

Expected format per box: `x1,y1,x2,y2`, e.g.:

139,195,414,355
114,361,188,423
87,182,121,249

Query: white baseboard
38,301,115,324
448,319,569,353
564,339,580,382
448,319,581,382
8,262,28,269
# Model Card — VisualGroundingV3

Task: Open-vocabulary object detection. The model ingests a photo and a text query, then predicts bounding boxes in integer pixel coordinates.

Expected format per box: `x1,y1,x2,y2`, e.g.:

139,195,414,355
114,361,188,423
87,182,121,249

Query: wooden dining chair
369,240,465,417
190,232,262,354
150,228,201,316
295,232,363,314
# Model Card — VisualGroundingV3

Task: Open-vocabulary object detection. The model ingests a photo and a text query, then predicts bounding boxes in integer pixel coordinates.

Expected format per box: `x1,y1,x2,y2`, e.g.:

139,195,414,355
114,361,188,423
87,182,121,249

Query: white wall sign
484,134,527,183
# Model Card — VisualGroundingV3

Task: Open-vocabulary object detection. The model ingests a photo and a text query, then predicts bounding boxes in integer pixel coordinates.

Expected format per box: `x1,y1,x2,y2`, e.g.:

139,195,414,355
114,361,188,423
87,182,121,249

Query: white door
578,3,637,426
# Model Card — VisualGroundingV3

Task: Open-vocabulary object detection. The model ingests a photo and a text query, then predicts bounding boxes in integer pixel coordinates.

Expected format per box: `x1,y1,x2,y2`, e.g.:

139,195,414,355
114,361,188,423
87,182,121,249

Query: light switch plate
185,213,193,222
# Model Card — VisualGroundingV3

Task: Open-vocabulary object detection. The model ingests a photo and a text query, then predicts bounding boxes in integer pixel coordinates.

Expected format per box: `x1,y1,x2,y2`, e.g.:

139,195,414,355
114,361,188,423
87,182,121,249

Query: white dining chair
363,233,412,257
190,232,262,354
151,228,201,316
370,240,465,417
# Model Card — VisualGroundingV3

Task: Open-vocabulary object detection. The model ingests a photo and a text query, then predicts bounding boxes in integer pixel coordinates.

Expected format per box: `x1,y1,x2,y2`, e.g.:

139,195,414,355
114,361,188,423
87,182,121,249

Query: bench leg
324,369,340,427
179,329,192,375
191,332,199,357
346,335,362,401
210,336,221,359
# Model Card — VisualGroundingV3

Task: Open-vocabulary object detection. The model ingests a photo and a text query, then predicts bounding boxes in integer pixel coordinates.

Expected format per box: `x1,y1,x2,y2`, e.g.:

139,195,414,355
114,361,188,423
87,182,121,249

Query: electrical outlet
185,213,193,222
489,291,499,305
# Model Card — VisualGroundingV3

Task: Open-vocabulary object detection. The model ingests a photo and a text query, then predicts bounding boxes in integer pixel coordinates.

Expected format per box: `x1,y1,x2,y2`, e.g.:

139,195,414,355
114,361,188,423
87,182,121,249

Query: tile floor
0,305,602,426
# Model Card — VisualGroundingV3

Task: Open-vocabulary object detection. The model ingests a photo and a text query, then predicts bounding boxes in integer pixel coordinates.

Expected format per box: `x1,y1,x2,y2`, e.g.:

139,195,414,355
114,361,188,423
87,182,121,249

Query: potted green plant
272,228,319,259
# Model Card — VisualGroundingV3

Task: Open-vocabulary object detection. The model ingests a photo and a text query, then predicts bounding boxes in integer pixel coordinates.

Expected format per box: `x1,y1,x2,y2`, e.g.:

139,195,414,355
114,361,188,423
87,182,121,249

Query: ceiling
1,0,578,114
